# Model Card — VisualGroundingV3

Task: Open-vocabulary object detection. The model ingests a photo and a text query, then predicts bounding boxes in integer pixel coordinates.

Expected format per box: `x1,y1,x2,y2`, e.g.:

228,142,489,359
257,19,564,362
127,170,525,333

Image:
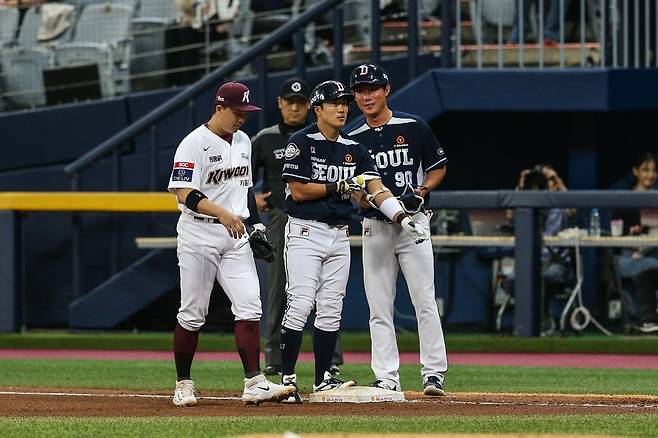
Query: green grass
1,415,657,437
2,331,658,354
2,359,658,395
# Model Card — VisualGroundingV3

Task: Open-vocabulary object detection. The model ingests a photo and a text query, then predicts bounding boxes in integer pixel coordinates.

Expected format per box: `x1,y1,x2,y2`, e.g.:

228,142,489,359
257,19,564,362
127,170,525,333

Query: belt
365,216,394,224
193,216,221,224
292,217,348,229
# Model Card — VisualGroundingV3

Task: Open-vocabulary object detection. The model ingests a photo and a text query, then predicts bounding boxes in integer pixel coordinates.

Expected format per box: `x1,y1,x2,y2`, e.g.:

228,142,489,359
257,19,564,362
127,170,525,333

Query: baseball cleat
312,371,356,392
173,379,197,406
370,379,401,391
242,373,296,405
423,375,445,396
638,322,658,334
281,374,303,404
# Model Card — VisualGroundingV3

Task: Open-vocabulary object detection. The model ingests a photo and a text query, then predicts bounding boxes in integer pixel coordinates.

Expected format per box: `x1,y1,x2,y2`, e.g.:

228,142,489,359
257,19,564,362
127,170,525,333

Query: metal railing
458,0,657,69
61,0,347,299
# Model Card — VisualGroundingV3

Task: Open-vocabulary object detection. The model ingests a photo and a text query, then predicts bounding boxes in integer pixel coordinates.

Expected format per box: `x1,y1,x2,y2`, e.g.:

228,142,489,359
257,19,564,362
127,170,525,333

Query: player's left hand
248,224,276,263
352,190,371,209
400,216,430,244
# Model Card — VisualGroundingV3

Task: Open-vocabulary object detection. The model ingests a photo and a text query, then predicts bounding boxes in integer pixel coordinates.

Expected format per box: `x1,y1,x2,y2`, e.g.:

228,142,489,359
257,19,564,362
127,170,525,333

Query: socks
173,323,199,381
235,320,261,377
313,328,338,386
280,326,303,377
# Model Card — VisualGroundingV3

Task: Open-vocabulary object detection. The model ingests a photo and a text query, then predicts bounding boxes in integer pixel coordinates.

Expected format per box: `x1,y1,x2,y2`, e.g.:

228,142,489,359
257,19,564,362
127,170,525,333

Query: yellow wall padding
0,192,179,212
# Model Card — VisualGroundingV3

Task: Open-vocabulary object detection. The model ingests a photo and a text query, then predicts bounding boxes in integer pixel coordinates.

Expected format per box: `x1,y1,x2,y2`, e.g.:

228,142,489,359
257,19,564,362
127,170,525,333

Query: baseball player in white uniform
168,81,294,406
348,64,449,396
278,80,430,403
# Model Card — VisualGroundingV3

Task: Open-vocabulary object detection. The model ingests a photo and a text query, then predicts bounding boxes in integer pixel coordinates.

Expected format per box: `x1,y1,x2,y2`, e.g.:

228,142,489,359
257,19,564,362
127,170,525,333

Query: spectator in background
508,0,572,44
500,164,573,333
612,153,658,334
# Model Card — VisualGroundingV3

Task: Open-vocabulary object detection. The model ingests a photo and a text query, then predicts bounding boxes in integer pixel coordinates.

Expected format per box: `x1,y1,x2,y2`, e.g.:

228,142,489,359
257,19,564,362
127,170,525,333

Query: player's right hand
400,216,430,244
337,177,363,196
218,211,246,238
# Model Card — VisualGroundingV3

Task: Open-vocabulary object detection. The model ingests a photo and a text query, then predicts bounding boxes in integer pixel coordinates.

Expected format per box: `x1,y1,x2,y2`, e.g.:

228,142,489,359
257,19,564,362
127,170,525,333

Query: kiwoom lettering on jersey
310,163,356,181
205,166,249,184
373,148,413,169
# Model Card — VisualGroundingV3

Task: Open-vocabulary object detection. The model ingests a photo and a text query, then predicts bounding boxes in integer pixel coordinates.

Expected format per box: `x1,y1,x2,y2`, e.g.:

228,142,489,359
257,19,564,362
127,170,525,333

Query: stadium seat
54,42,115,97
130,0,179,91
136,0,178,22
469,0,515,45
0,6,19,47
0,46,54,108
17,3,77,48
130,20,167,91
54,3,134,96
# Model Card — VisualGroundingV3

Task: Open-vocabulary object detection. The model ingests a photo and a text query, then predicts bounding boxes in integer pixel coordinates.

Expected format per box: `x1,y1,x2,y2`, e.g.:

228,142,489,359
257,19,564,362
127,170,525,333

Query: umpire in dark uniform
252,78,345,376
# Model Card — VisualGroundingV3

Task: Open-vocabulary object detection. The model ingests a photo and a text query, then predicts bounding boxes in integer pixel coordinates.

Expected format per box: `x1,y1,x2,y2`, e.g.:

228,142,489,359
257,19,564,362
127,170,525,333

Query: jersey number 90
395,171,413,187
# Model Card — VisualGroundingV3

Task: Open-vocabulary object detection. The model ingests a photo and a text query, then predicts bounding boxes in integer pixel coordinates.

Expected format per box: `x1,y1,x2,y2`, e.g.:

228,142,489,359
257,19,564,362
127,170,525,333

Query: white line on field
1,391,657,409
0,390,240,401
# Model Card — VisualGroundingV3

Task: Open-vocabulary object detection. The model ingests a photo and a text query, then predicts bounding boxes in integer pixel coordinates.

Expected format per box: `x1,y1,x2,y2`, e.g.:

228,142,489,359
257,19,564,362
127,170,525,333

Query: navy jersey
282,123,379,225
348,111,447,219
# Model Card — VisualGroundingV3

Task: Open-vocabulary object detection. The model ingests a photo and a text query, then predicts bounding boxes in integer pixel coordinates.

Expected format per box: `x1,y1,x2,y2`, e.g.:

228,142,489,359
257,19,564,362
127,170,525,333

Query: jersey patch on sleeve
172,161,195,182
174,161,195,169
284,143,300,160
171,168,193,182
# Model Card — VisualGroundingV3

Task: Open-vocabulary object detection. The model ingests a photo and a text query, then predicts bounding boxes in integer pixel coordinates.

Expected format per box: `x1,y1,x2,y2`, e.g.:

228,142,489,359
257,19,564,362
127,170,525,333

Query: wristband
325,182,337,194
379,196,404,221
185,189,207,213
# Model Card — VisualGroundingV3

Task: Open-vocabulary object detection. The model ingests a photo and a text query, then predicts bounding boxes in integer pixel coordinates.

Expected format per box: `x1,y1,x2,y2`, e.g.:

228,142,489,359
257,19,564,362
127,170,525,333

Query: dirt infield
1,388,657,417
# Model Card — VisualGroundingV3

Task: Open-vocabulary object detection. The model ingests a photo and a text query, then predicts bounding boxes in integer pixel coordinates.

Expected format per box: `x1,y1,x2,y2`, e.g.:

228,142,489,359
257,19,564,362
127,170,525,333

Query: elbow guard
184,189,207,213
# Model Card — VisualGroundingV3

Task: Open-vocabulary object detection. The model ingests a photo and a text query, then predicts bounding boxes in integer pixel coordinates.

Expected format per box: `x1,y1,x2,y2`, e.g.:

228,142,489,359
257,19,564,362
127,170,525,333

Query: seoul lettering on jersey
348,111,447,195
281,124,379,225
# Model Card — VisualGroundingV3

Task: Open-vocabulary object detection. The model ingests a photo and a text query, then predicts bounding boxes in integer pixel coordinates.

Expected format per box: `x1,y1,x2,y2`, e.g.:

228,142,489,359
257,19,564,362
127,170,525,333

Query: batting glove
400,216,430,244
336,177,363,200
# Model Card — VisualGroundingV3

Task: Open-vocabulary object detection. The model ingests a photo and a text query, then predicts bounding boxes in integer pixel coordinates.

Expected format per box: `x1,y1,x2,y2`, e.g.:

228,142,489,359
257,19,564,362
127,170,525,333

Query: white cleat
173,379,197,406
312,371,356,392
242,373,296,405
281,374,303,404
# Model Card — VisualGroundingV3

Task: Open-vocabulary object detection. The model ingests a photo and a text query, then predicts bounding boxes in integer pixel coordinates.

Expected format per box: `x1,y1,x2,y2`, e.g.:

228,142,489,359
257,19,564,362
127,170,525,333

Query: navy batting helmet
310,80,352,107
349,63,390,90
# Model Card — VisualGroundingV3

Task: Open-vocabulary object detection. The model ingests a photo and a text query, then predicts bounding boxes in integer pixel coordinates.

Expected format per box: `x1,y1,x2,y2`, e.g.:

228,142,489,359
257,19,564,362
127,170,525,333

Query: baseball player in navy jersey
168,81,294,406
278,80,429,403
348,64,448,396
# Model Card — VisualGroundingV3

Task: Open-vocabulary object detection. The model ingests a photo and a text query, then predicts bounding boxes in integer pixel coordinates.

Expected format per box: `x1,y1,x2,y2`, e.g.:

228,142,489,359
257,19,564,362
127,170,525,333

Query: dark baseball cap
279,77,311,100
215,81,262,112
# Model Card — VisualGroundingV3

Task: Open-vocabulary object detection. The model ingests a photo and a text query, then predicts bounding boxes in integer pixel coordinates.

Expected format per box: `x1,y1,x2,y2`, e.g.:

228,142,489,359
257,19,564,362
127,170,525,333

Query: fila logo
242,90,250,103
359,65,369,75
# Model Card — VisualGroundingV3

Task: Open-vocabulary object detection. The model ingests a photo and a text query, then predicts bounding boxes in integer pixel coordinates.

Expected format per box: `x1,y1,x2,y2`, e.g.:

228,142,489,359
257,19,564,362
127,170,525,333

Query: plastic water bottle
589,208,601,237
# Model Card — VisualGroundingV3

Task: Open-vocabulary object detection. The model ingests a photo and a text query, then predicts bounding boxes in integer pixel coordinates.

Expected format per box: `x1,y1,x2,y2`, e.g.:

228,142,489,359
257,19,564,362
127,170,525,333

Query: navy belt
193,216,221,224
366,216,394,224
